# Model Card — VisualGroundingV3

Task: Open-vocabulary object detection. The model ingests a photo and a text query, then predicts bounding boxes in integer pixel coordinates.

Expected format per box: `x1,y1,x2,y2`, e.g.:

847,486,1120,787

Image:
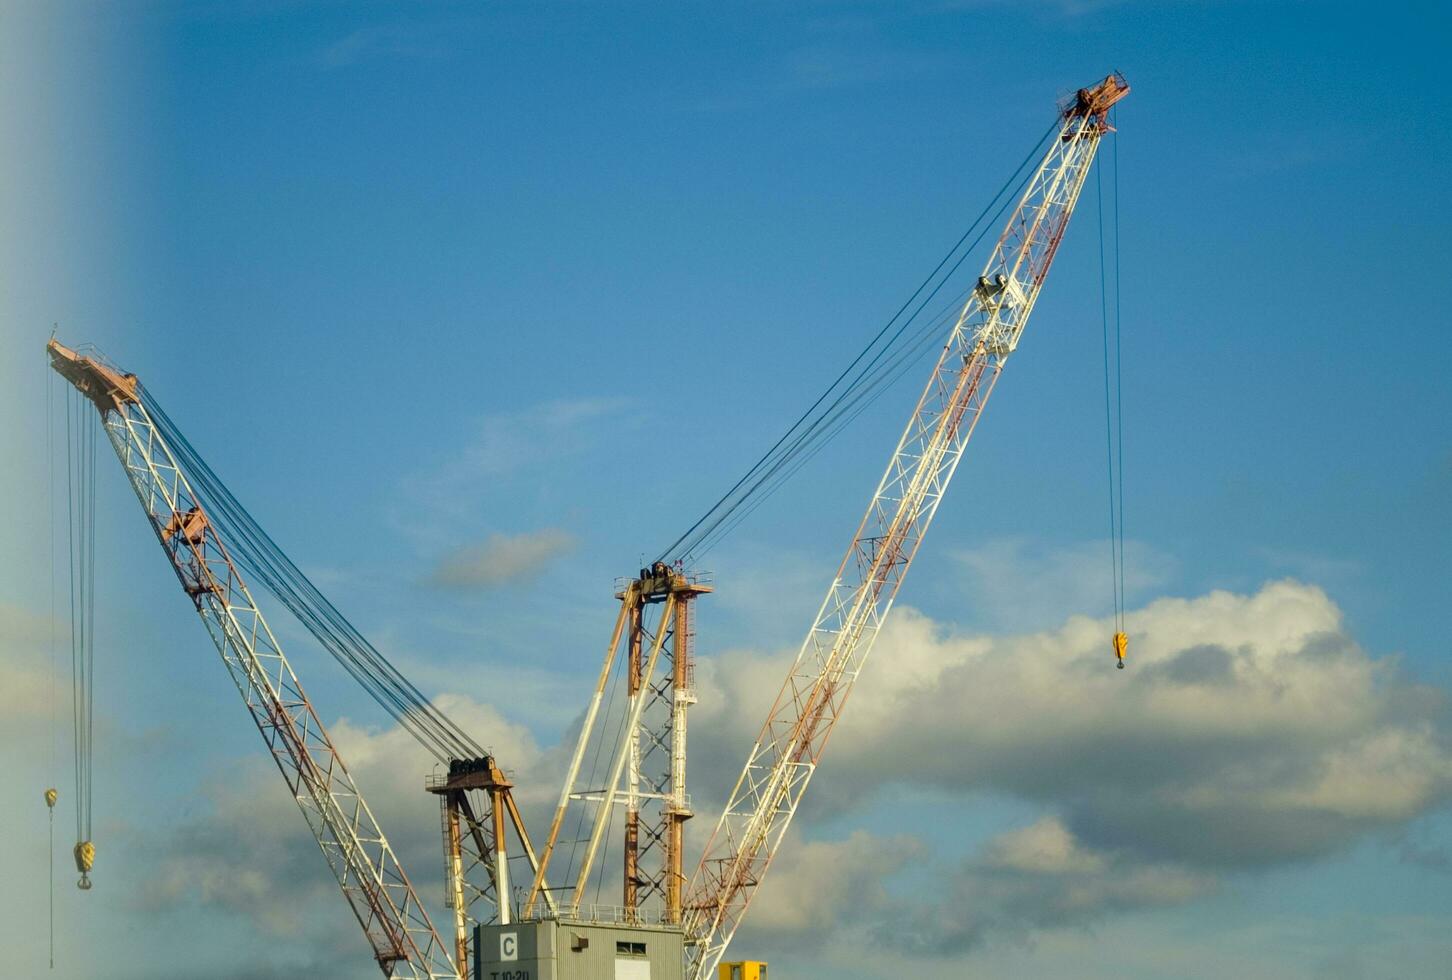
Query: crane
679,73,1129,978
46,340,462,980
46,70,1127,980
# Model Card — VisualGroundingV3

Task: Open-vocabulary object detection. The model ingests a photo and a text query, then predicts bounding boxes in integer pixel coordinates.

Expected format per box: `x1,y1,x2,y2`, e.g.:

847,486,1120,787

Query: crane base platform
477,918,684,980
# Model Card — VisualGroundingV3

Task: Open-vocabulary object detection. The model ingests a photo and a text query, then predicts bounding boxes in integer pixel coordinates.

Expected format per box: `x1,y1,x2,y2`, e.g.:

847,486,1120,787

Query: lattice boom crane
44,70,1127,980
681,73,1130,978
47,340,460,980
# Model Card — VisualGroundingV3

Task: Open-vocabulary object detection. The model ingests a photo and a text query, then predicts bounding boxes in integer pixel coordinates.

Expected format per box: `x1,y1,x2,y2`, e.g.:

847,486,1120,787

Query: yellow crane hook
1113,631,1128,669
73,840,95,890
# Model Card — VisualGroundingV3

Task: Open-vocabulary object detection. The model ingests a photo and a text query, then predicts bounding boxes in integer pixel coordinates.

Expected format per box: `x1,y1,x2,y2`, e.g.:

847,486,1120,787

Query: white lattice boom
48,341,460,980
681,74,1129,980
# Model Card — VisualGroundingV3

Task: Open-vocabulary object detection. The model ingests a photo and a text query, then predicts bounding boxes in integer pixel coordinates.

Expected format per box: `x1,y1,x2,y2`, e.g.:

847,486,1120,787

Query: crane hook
74,840,95,890
1113,631,1128,670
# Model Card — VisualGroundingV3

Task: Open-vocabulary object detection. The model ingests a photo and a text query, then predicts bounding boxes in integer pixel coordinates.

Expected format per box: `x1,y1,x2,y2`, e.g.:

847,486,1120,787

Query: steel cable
139,390,484,763
1097,121,1126,633
656,116,1060,564
65,389,98,862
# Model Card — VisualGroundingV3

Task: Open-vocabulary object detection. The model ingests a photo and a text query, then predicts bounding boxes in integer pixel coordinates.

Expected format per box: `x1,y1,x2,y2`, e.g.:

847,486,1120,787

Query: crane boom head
1064,72,1130,127
47,339,139,414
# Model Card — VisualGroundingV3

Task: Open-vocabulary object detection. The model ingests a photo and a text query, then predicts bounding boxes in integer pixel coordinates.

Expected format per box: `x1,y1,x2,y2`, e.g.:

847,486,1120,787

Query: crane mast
47,341,460,980
682,74,1129,978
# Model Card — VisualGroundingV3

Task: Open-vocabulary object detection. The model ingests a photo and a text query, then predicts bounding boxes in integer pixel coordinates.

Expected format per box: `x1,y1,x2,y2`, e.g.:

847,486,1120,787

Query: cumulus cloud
131,693,558,954
983,814,1107,874
730,818,1213,960
895,817,1217,955
427,528,576,589
744,830,921,939
690,579,1452,954
698,581,1452,871
124,579,1452,966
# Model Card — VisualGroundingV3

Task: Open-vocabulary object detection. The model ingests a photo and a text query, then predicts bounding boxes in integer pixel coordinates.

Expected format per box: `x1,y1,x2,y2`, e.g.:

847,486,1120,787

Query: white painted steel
571,596,679,914
95,397,459,980
524,590,635,919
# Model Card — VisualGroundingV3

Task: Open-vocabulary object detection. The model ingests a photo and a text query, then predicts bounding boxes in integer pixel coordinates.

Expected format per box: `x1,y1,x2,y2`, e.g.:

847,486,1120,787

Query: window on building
616,941,647,956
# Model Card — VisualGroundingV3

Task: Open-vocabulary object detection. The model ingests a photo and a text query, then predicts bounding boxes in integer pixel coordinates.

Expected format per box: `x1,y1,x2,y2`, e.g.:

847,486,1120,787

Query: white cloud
130,692,559,953
688,577,1452,954
983,815,1105,875
744,830,920,938
901,817,1218,955
121,579,1452,965
731,817,1216,961
427,528,576,589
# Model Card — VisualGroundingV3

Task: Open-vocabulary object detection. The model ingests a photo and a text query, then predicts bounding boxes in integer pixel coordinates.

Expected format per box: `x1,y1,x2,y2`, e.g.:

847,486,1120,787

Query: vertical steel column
569,594,677,914
523,591,635,919
665,590,697,923
490,785,511,926
623,598,644,917
444,796,468,974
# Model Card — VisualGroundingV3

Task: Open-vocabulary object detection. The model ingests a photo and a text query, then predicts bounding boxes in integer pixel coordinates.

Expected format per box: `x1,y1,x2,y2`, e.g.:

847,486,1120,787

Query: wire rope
656,116,1060,565
65,388,98,887
137,389,484,764
1113,112,1126,626
1096,125,1126,635
45,361,56,966
47,799,55,967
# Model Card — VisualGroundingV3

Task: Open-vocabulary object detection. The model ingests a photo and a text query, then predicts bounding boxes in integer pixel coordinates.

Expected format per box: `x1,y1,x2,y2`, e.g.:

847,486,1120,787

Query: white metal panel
616,958,652,980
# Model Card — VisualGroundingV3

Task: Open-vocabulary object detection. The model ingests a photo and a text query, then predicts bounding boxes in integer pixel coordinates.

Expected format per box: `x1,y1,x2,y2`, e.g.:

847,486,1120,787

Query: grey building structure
476,919,687,980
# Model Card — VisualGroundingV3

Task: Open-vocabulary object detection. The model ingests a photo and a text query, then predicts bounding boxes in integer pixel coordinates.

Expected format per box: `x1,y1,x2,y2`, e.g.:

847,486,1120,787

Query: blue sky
2,2,1449,978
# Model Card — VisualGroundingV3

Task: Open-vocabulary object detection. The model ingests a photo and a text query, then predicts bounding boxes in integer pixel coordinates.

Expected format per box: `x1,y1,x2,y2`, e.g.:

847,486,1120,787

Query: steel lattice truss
438,788,495,959
566,589,679,916
48,345,459,980
433,755,552,977
524,568,707,926
681,77,1127,980
629,590,695,915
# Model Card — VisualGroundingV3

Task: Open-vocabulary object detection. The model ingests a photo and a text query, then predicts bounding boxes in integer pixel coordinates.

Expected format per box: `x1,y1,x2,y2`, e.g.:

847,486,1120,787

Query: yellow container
719,962,768,980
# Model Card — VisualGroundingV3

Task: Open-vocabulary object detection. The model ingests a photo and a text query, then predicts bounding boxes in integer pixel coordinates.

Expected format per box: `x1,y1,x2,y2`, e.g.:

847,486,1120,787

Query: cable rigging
138,388,485,764
45,358,59,962
1098,107,1128,668
655,116,1062,565
63,386,98,889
